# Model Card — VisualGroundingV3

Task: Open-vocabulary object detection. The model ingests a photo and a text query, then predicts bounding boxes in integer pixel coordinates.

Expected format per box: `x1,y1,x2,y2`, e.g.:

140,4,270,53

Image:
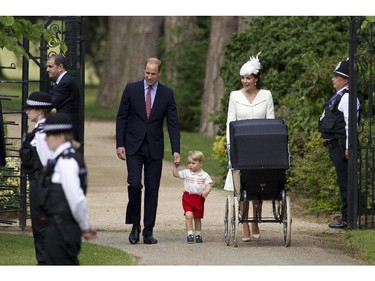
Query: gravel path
84,120,365,266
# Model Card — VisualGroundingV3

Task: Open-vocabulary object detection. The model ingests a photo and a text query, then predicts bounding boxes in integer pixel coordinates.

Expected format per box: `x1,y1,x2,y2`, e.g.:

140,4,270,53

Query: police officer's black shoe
328,219,347,229
129,225,141,244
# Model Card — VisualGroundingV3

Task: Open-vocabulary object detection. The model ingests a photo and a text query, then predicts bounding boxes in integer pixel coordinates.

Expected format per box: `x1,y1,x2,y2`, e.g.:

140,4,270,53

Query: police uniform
19,92,53,265
318,59,360,229
39,113,90,265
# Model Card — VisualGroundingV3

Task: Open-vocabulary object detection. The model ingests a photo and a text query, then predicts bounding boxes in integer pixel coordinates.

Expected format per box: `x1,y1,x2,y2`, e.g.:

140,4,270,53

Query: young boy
39,112,96,265
19,91,53,265
173,150,212,243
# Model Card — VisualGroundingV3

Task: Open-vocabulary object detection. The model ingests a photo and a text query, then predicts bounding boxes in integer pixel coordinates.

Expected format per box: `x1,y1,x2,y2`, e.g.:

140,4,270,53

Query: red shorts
182,192,205,219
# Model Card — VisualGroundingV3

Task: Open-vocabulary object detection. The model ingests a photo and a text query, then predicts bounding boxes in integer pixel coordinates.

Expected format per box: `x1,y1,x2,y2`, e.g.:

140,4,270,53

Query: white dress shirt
336,88,360,148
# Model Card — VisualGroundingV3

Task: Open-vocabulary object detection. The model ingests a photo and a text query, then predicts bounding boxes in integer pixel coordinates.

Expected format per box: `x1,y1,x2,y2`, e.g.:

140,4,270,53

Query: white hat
240,52,262,76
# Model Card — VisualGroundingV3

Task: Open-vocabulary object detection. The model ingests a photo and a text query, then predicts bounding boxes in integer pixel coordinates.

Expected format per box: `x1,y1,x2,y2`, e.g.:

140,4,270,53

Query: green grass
0,232,137,265
84,85,118,120
0,232,37,265
345,230,375,263
79,241,137,265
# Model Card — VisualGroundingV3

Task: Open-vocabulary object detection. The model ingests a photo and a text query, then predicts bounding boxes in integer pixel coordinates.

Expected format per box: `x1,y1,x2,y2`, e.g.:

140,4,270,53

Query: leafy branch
0,16,67,59
361,16,375,29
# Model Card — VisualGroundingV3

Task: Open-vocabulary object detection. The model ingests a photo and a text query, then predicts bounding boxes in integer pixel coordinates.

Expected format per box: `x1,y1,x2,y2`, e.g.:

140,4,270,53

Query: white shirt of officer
50,141,90,231
30,118,53,166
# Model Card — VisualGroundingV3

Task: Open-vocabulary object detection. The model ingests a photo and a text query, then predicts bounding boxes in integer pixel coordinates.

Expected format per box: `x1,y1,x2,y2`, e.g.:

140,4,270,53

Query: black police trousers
325,138,348,221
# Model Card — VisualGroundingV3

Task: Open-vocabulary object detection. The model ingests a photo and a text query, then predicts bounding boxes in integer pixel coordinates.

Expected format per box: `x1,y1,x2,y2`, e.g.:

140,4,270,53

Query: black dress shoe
328,219,347,229
129,225,141,244
143,235,158,244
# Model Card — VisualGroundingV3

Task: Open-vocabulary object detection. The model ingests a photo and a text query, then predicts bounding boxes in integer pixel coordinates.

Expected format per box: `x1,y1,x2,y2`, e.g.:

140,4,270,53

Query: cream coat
224,89,275,191
226,89,275,142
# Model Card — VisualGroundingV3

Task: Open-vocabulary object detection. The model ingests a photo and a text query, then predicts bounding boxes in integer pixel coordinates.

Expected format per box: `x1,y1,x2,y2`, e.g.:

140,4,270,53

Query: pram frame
224,168,292,247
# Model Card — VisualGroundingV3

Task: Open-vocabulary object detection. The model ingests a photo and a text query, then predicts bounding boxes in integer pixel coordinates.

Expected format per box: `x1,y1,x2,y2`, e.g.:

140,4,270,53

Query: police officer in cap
318,59,360,229
40,112,96,265
20,91,53,265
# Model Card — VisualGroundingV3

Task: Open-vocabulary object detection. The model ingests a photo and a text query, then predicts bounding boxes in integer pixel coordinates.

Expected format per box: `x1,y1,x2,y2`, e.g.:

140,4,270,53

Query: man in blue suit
116,57,181,244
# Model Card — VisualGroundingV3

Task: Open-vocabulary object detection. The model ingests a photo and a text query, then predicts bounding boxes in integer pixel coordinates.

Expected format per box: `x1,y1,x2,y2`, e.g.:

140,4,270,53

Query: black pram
224,119,291,247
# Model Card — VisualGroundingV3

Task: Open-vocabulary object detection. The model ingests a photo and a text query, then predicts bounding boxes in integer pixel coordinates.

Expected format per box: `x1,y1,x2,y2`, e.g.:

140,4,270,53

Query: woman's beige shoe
242,223,251,242
251,223,261,240
252,234,261,239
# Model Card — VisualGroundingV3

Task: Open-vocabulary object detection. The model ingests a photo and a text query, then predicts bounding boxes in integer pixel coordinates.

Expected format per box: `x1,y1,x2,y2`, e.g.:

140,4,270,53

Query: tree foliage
0,16,64,58
85,17,109,80
160,17,210,131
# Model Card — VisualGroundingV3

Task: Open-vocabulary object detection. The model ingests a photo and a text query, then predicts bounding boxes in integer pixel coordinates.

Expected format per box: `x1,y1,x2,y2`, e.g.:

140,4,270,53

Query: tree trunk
163,16,197,83
96,16,163,109
199,16,239,136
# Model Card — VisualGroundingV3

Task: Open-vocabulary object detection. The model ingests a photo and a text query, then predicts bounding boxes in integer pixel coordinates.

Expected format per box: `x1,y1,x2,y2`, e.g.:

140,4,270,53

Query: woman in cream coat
224,53,275,241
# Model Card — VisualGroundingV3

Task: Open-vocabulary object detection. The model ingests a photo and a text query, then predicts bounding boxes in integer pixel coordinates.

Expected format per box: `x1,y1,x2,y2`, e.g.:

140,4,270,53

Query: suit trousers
125,140,163,236
327,138,348,221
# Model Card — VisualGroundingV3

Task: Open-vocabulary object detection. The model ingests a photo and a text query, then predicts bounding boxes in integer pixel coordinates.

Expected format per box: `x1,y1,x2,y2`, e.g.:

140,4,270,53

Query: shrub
287,131,340,214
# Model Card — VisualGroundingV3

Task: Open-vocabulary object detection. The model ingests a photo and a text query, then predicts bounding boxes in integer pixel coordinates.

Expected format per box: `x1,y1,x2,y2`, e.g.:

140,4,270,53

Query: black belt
47,214,77,225
323,139,343,149
323,139,336,147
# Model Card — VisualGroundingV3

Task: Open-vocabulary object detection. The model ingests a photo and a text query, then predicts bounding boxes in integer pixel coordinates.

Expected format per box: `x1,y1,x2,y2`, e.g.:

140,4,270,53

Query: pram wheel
272,199,282,221
230,197,239,247
224,196,231,246
283,195,292,247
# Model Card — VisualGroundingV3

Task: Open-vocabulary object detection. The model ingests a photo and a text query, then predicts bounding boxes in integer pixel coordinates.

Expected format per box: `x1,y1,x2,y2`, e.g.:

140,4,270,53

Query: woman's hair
41,108,52,117
188,150,205,163
64,131,74,142
254,73,263,90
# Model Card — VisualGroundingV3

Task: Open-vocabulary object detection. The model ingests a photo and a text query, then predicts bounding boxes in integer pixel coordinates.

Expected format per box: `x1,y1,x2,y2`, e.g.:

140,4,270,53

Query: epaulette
61,148,76,159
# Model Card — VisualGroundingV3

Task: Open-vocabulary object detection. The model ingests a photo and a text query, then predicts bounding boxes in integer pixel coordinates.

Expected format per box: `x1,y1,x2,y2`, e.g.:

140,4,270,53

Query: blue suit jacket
116,80,180,159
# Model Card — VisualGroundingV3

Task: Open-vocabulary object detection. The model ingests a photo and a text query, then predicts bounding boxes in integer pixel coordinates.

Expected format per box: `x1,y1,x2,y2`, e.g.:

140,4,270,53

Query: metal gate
0,16,85,229
348,16,375,229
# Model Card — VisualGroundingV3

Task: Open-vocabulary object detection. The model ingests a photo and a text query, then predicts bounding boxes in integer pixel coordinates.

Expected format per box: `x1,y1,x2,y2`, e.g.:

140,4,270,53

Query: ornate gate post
349,16,375,229
347,16,360,229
